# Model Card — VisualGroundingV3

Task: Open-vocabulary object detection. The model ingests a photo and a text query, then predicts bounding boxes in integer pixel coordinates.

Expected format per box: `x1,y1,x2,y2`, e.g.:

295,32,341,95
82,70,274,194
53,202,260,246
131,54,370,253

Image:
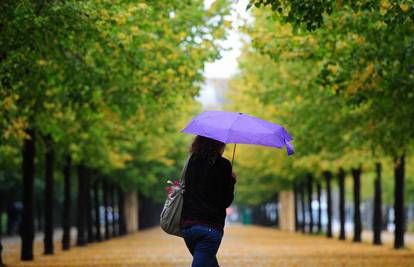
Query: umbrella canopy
181,111,294,156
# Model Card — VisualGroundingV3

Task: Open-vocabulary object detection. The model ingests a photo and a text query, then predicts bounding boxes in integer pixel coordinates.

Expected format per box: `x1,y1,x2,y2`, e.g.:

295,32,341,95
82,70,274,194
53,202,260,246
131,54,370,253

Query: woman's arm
222,160,236,208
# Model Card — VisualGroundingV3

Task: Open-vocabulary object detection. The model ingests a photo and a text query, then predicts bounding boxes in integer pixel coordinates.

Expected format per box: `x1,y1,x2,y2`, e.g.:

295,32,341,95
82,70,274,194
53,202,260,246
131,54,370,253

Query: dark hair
190,135,225,163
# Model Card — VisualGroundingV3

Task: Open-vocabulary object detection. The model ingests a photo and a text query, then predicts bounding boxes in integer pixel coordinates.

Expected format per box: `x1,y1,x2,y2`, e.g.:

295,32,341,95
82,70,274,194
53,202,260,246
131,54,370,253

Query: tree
352,167,362,242
338,168,346,240
62,155,72,250
307,174,314,234
20,130,36,260
43,136,55,254
245,0,414,249
316,182,322,233
1,0,232,261
373,162,383,245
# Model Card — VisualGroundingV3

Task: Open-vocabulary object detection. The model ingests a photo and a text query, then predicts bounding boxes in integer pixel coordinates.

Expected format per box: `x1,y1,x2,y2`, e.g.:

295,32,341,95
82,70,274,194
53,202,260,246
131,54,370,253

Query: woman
180,135,237,267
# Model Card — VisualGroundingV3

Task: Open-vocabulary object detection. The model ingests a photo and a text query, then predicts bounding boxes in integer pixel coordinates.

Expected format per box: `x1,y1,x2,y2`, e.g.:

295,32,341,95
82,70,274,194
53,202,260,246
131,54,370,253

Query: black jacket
181,153,236,229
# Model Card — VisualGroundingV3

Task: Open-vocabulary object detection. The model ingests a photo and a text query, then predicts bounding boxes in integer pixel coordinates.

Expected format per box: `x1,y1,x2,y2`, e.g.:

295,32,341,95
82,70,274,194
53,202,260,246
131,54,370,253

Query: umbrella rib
225,113,242,143
194,111,227,121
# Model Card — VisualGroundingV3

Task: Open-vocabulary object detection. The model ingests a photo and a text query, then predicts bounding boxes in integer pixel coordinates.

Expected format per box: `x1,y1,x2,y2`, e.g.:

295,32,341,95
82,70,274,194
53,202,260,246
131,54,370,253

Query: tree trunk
352,167,362,242
138,192,143,230
324,171,333,238
94,179,102,242
43,137,55,255
338,168,346,241
0,237,3,267
6,200,15,236
36,197,43,233
394,154,405,249
86,172,94,243
62,155,72,250
300,183,306,233
275,193,280,228
110,184,117,237
317,182,322,233
118,186,127,236
307,174,313,234
373,162,382,245
383,206,390,231
0,240,3,267
103,180,110,239
6,200,13,235
293,184,299,232
0,201,4,267
76,164,87,246
21,129,36,261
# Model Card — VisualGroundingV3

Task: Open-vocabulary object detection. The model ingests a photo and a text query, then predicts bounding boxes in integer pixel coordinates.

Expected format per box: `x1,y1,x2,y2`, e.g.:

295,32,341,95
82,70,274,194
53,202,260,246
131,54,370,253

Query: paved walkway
3,225,414,267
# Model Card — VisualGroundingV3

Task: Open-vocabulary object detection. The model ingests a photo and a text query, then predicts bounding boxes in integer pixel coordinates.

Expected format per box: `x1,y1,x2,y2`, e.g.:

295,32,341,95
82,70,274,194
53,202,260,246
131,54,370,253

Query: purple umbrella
181,111,294,163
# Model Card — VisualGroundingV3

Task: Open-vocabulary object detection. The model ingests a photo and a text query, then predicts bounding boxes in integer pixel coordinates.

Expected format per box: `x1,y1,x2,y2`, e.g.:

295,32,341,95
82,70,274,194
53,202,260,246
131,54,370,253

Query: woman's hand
231,172,237,180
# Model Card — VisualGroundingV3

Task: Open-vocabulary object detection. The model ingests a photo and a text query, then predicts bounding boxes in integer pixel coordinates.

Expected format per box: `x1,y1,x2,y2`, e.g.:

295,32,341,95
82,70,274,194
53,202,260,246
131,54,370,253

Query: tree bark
6,200,14,235
62,155,72,250
0,200,4,267
394,154,405,249
317,182,322,233
293,184,299,232
86,171,94,243
103,180,110,239
36,197,43,233
0,240,3,267
275,193,280,228
43,137,55,255
307,174,313,234
373,162,382,245
117,186,127,236
21,129,36,261
300,183,306,233
110,184,117,237
352,167,362,242
383,206,390,231
324,171,333,238
94,179,102,242
338,168,346,241
0,236,3,267
76,164,87,246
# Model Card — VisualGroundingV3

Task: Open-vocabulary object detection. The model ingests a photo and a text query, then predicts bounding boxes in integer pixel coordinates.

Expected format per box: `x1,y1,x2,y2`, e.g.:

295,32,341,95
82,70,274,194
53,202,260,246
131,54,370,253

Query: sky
198,0,252,107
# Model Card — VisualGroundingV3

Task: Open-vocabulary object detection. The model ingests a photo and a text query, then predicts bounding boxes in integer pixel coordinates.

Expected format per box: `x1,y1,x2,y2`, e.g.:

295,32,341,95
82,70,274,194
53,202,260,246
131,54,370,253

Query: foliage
0,0,231,196
247,0,414,30
228,0,414,204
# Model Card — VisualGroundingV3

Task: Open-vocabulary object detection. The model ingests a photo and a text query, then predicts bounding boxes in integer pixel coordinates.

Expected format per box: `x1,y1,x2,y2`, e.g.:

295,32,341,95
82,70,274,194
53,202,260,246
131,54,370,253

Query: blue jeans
181,225,223,267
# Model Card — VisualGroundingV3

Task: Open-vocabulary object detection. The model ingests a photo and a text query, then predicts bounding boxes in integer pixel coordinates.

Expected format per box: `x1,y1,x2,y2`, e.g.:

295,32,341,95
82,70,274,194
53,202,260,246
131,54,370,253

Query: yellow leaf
381,0,390,9
100,9,109,20
2,97,14,110
400,3,409,12
115,15,127,26
130,26,139,35
37,59,47,66
380,0,390,15
138,3,148,9
44,102,55,109
327,65,338,74
178,66,186,74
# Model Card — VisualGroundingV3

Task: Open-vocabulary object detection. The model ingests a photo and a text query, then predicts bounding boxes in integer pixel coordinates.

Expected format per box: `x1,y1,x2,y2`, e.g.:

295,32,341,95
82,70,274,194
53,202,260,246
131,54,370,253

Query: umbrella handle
231,144,236,165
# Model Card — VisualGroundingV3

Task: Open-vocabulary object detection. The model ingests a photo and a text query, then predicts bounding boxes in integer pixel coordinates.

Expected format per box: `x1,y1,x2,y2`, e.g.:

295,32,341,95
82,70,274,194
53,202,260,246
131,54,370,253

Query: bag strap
179,154,192,185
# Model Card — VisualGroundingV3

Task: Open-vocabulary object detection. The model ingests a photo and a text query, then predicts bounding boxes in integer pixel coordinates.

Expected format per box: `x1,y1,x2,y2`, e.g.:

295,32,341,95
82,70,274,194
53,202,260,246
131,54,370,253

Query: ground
3,225,414,267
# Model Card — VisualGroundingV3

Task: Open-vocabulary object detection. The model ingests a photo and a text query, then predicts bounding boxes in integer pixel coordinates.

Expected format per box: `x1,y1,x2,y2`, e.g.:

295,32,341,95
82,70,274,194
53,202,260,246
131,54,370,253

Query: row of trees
0,0,232,264
228,0,413,249
293,168,382,244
